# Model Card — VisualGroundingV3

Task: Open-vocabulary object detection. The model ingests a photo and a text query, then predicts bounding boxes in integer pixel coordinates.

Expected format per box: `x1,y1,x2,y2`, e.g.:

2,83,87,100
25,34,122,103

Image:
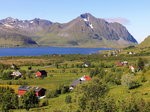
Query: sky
0,0,150,43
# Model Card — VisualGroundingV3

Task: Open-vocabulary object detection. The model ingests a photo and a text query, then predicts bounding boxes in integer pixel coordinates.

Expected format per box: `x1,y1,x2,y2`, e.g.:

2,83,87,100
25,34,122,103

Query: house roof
83,75,91,80
79,75,91,81
116,62,124,66
84,62,90,65
70,80,86,87
11,71,22,76
38,70,47,74
129,65,135,69
18,86,45,92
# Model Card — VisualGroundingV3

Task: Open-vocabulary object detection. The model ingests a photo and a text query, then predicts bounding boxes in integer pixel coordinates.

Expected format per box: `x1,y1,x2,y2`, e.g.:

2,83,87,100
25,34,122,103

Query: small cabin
129,65,135,72
83,62,91,67
11,71,22,77
36,70,47,78
116,62,124,66
70,75,91,89
18,86,46,97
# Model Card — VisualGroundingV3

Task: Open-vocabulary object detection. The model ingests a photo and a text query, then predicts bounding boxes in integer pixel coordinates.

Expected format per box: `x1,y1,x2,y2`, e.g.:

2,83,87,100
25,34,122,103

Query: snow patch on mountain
3,24,14,28
30,21,34,24
89,23,93,29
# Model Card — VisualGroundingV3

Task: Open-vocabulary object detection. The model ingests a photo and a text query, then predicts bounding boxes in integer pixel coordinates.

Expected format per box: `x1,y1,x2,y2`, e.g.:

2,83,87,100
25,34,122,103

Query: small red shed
116,62,124,66
82,75,91,80
18,86,46,97
36,70,47,78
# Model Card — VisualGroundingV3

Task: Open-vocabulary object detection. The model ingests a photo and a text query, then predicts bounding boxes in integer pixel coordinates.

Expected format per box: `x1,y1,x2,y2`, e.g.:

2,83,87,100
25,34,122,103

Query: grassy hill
139,35,150,48
1,47,150,111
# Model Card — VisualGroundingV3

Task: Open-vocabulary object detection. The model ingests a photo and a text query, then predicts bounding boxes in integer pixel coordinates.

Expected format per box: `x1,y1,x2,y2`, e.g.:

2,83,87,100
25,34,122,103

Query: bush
121,97,150,112
46,90,58,98
1,71,13,80
137,58,145,70
65,95,72,104
40,99,49,106
121,74,140,89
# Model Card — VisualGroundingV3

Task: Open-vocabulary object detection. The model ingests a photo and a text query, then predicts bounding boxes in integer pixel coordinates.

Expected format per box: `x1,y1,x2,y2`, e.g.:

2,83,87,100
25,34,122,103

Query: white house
11,71,22,77
129,66,135,72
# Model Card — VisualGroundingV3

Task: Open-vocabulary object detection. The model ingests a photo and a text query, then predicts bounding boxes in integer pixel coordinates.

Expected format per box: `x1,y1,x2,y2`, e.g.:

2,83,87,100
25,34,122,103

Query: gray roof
70,79,86,87
18,86,46,92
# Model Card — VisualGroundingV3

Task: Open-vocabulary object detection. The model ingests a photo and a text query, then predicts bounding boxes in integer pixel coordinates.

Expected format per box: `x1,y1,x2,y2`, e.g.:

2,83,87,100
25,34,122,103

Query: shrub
121,74,140,89
1,71,13,80
65,95,72,104
46,90,58,98
137,58,145,70
40,99,49,106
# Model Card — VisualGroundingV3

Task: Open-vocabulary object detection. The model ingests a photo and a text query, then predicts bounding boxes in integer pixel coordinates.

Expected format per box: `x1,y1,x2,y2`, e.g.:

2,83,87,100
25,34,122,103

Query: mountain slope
0,13,138,48
139,35,150,48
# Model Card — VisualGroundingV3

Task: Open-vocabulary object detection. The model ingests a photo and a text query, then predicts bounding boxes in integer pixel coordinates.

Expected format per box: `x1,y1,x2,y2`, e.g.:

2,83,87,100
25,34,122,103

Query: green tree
137,58,145,71
121,74,140,89
0,87,18,112
120,96,150,112
76,77,109,111
65,95,72,104
103,96,118,112
21,89,39,111
1,71,13,80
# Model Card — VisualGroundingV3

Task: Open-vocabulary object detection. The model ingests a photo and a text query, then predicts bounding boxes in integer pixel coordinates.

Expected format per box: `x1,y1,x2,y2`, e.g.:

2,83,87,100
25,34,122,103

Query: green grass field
1,48,150,111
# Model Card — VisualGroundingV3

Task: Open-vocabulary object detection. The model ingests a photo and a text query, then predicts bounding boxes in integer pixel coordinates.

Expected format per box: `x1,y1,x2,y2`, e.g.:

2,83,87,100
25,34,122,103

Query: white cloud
105,17,130,25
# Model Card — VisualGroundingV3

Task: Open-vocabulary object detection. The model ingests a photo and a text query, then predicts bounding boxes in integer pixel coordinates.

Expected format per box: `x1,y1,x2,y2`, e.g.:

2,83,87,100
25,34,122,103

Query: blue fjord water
0,47,114,56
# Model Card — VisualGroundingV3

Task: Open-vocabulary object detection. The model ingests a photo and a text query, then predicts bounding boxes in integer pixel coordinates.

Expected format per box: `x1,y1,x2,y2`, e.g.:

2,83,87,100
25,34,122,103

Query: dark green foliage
90,68,106,78
56,85,70,95
65,95,72,104
121,74,140,89
0,87,18,112
46,90,58,98
20,89,39,111
40,99,49,106
103,97,118,112
61,86,70,94
141,75,147,82
0,63,10,70
1,71,13,80
124,46,135,50
105,73,122,85
137,58,145,70
120,97,150,112
28,66,32,70
76,77,109,111
46,85,70,99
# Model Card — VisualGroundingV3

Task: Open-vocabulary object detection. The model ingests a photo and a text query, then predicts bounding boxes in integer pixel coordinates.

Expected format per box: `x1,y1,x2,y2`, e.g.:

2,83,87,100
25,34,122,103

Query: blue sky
0,0,150,43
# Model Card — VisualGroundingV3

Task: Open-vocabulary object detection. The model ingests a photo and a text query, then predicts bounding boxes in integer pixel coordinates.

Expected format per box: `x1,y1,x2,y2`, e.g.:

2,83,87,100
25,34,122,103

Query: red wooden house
36,70,47,78
18,86,46,97
80,75,91,81
116,62,124,66
70,75,91,89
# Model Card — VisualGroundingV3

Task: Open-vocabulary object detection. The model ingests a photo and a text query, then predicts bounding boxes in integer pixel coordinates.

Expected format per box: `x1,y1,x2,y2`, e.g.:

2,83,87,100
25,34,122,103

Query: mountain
0,13,138,48
139,35,150,48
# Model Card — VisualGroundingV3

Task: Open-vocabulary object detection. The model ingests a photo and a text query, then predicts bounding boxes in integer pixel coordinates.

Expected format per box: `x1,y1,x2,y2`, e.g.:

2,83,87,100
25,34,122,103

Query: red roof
116,62,124,66
129,65,135,69
83,75,91,80
36,70,47,77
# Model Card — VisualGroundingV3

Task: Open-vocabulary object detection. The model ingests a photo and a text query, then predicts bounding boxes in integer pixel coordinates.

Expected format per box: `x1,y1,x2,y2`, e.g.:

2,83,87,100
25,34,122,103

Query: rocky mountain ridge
0,13,138,48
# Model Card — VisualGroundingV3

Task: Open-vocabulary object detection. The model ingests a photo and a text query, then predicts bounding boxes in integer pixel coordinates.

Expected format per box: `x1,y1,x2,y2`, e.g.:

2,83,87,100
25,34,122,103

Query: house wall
36,72,41,76
36,72,47,77
38,89,46,96
18,90,27,95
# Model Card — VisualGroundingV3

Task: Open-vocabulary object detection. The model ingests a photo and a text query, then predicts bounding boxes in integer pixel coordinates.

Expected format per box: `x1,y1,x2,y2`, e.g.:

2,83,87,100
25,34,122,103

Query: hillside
1,48,150,111
139,35,150,48
0,13,138,48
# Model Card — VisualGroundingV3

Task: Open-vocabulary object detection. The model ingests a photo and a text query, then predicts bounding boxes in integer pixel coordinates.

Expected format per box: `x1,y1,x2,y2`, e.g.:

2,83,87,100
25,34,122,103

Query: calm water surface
0,47,114,56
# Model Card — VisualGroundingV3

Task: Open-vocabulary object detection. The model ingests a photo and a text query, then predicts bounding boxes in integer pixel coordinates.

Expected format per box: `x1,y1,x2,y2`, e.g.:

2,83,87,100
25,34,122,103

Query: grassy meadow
1,47,150,111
